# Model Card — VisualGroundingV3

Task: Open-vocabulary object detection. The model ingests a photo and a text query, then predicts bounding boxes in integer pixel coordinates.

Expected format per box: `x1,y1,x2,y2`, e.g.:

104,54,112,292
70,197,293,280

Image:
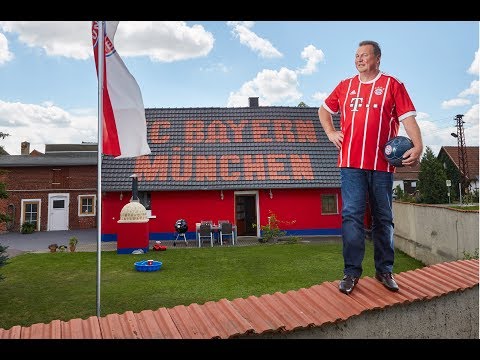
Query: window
138,191,153,217
53,200,65,209
321,194,338,214
78,195,96,216
138,192,151,210
22,200,40,230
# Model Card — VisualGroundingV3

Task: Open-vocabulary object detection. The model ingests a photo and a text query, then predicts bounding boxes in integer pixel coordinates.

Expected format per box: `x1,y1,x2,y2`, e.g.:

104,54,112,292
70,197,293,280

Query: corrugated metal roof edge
0,259,477,339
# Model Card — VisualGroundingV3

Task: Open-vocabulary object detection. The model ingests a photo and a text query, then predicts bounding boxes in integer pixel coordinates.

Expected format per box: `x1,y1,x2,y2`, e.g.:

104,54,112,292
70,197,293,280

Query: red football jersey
323,72,416,172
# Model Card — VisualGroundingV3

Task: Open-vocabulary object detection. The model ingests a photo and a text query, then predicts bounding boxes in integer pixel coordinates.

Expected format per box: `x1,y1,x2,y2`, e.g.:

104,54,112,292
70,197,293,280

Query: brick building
0,142,97,232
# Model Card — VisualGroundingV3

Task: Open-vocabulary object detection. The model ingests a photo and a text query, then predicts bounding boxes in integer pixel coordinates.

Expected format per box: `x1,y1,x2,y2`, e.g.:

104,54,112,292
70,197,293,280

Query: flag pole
96,20,104,318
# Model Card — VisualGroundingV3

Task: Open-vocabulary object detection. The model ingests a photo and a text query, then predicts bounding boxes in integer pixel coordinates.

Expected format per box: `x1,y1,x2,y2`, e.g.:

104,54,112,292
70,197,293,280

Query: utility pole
452,114,469,198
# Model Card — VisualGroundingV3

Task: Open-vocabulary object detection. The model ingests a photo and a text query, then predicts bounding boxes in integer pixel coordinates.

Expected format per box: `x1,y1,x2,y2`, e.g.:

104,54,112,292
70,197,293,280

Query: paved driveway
0,229,341,258
0,229,98,256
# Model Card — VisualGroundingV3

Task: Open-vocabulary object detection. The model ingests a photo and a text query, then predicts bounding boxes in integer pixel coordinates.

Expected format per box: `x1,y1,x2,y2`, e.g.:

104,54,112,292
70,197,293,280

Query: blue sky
0,21,478,156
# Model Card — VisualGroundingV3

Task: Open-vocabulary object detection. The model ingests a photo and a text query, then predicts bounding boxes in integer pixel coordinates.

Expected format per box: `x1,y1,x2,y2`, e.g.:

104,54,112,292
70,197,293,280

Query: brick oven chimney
21,141,30,155
249,97,259,107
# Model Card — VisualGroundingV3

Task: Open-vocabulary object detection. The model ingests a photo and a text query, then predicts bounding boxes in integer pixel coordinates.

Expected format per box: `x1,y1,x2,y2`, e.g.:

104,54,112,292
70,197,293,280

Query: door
235,194,257,236
48,194,69,231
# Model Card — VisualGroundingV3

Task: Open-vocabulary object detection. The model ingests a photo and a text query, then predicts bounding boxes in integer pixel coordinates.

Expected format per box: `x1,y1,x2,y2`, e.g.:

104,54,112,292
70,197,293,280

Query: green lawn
448,205,479,211
0,241,424,330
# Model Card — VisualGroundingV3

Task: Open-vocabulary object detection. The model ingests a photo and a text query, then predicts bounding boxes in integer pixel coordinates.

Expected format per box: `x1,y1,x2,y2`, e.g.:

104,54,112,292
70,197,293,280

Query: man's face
355,45,379,73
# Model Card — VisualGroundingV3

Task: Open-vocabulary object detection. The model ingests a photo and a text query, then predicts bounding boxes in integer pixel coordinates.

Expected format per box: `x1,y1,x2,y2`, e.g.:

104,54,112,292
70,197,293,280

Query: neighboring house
437,146,479,196
0,142,97,232
100,100,343,241
393,163,421,195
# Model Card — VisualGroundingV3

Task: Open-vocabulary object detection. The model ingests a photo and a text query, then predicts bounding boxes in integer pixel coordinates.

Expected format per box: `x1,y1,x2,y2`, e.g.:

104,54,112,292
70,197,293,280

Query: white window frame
321,194,338,215
234,190,260,237
21,198,42,231
78,194,96,217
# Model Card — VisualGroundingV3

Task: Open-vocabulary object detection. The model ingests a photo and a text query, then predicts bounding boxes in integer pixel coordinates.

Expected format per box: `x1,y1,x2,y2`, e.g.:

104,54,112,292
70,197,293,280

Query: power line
451,114,470,193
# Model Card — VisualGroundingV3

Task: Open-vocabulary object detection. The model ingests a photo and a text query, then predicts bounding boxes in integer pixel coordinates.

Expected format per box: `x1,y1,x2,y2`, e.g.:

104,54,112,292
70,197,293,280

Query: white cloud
463,103,479,127
227,21,282,59
456,104,480,148
0,21,92,60
200,62,229,73
0,21,214,62
296,45,325,75
114,21,214,62
227,67,301,107
312,92,328,103
397,111,478,158
415,112,430,120
468,49,479,76
458,80,479,97
441,98,471,109
0,100,96,155
0,32,14,65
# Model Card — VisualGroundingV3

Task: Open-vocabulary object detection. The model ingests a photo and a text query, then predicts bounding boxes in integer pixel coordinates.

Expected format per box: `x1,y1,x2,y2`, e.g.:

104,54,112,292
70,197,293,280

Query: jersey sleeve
393,80,416,121
322,81,343,114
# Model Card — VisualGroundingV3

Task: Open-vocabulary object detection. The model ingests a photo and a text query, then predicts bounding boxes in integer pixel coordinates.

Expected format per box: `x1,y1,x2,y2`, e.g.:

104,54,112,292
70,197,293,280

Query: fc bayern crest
384,144,393,155
104,36,116,57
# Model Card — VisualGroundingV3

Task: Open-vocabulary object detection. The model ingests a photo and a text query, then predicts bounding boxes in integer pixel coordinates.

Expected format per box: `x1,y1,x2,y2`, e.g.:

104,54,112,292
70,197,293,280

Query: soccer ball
384,136,413,167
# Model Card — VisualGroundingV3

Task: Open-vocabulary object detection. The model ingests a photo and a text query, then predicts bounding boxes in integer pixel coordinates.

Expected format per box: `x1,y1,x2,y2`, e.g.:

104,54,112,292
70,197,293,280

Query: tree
297,102,308,107
417,146,448,204
0,131,9,150
0,243,8,281
0,131,10,281
437,150,461,201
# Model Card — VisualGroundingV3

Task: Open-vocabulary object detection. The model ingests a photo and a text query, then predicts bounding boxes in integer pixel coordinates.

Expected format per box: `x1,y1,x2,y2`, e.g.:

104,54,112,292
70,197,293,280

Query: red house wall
101,188,343,241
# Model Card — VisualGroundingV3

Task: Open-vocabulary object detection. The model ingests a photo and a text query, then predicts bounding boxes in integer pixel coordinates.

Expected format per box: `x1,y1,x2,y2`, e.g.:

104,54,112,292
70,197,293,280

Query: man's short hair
359,40,381,57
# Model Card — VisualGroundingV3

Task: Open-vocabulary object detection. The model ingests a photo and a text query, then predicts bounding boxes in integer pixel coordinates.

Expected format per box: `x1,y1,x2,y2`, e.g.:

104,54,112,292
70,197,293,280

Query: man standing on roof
318,40,423,295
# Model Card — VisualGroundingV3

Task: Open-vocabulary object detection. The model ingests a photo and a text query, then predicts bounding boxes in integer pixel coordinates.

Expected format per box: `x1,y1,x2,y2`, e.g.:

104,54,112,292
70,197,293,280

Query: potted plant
48,243,58,253
58,245,67,252
21,222,36,234
69,236,78,252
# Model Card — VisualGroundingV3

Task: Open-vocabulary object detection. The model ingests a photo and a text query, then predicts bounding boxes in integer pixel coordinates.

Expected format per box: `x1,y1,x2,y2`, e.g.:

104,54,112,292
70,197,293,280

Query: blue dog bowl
134,260,162,272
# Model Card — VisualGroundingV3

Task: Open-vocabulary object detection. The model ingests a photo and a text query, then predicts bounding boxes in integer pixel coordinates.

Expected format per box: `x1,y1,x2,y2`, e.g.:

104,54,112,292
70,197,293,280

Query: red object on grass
153,245,167,251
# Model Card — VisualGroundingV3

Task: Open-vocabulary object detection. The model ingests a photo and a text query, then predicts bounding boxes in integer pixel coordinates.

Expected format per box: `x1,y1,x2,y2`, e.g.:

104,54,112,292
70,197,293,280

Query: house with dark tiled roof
393,163,421,196
437,146,479,200
0,142,97,233
100,100,342,241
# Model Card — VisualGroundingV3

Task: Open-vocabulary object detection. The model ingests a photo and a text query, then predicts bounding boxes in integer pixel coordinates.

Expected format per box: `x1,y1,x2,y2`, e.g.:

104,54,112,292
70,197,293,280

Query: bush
0,243,9,282
21,222,36,234
260,211,296,243
462,248,479,260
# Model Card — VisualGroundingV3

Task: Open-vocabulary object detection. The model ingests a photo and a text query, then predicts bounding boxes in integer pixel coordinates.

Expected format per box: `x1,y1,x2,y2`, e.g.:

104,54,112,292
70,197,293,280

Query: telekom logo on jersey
350,97,363,112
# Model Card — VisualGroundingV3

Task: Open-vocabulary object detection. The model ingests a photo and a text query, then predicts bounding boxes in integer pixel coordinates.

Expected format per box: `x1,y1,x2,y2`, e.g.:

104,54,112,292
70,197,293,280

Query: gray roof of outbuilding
0,152,97,167
45,143,98,153
101,106,340,192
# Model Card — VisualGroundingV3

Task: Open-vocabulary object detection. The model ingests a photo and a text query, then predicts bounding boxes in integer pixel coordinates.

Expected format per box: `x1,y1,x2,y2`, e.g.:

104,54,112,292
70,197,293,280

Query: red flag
92,21,151,158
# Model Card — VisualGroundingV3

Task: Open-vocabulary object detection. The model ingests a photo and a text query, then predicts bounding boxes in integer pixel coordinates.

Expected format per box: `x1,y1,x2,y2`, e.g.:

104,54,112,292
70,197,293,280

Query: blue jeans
340,168,394,278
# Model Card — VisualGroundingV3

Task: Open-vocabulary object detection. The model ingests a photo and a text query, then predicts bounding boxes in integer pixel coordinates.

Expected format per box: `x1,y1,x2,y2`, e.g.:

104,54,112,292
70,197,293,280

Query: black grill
175,219,188,234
